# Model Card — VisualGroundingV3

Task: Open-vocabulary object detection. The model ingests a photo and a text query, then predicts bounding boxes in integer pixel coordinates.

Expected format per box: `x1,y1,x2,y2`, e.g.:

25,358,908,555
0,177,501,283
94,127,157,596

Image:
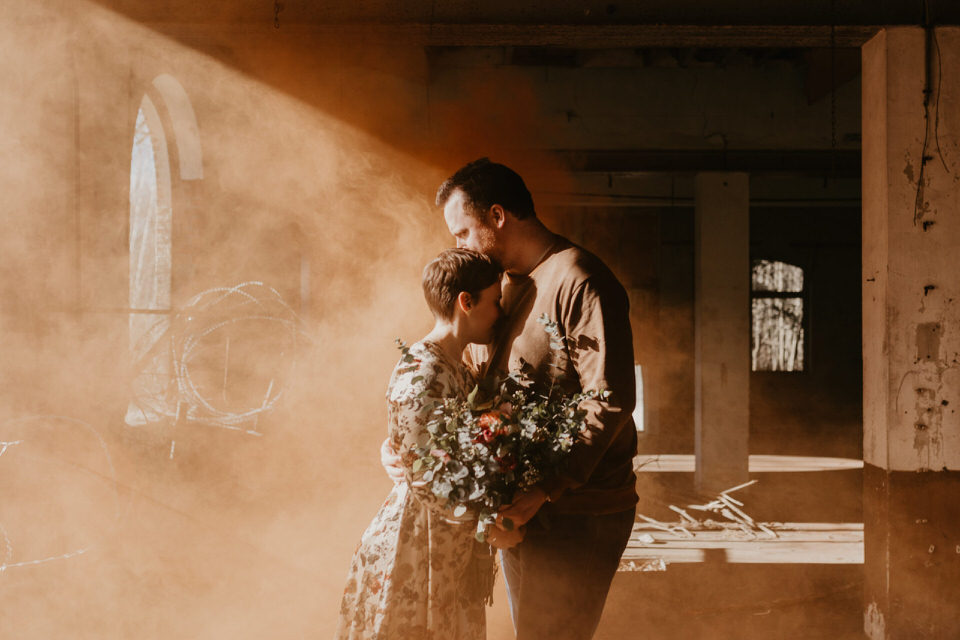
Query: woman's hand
380,438,405,484
487,524,525,549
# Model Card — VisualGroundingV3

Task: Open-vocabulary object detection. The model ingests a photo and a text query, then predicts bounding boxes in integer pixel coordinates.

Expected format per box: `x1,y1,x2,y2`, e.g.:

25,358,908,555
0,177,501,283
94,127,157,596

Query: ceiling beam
146,23,881,48
415,24,881,48
540,149,861,177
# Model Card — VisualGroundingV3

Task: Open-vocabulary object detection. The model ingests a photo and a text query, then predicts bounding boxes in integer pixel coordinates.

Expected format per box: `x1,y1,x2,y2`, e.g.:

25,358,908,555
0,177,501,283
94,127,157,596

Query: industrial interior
1,1,958,638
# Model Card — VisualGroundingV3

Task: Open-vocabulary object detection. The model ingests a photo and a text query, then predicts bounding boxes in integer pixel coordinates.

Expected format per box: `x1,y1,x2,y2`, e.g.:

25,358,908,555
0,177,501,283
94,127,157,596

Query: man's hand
497,487,548,528
380,438,405,484
487,524,525,549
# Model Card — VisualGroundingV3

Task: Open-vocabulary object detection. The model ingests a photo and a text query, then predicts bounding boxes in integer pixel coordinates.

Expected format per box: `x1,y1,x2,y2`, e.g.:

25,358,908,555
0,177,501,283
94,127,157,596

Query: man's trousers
501,507,636,640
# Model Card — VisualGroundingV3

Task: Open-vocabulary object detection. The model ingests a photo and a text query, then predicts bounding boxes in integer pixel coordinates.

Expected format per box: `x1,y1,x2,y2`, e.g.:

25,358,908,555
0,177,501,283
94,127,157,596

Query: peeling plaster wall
863,27,960,472
862,26,960,639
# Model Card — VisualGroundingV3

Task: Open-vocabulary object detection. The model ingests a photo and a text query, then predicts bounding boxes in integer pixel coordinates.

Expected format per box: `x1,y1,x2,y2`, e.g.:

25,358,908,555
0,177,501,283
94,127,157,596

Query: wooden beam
536,149,862,177
148,23,881,48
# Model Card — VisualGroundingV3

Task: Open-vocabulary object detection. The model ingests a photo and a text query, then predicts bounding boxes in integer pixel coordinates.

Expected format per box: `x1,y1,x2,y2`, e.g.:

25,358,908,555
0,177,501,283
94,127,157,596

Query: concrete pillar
694,173,750,493
862,27,960,639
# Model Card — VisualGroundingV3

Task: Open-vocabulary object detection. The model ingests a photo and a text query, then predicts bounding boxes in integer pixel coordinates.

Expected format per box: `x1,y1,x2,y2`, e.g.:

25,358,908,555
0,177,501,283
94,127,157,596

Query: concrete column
862,27,960,639
694,173,750,493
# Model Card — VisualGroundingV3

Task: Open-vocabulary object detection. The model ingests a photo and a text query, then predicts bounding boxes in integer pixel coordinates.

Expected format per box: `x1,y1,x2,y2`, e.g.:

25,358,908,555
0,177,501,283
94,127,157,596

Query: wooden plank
621,522,865,565
633,453,864,472
148,23,880,48
621,540,864,564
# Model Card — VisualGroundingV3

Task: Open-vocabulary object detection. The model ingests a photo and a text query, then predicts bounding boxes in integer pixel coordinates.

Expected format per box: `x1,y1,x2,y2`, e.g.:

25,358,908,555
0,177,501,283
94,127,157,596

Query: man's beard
474,226,499,262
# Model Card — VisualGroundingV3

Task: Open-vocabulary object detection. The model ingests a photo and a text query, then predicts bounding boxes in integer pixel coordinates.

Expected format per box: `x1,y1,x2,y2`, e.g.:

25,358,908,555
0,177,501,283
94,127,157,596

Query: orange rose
478,411,502,430
477,411,505,444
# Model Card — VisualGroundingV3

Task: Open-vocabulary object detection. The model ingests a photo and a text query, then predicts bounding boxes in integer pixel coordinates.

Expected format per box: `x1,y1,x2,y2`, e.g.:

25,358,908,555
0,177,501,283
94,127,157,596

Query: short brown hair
436,158,536,220
422,249,502,320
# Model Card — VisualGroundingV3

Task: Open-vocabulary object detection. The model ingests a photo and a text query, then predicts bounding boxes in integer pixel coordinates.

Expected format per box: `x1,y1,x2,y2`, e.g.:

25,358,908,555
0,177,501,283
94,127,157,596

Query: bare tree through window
751,260,804,372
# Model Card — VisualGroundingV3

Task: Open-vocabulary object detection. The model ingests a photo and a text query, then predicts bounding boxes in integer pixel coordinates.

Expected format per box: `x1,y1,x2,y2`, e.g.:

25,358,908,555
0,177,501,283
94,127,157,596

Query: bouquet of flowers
399,315,609,542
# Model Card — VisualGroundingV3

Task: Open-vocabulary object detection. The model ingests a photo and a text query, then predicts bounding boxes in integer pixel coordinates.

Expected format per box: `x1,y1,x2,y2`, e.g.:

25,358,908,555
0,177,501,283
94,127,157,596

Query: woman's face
467,281,503,345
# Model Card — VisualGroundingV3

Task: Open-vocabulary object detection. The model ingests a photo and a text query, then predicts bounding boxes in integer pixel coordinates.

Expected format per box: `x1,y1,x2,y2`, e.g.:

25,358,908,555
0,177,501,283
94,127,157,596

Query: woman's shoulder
401,340,446,370
386,340,457,402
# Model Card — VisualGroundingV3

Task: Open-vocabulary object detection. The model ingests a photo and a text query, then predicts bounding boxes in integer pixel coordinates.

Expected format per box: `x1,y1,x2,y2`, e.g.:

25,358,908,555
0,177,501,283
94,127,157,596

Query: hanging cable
829,0,837,182
913,0,948,226
931,26,948,173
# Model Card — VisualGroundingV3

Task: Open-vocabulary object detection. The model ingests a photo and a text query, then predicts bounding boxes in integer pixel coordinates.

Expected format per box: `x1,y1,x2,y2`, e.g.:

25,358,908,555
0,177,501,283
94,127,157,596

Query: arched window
751,260,805,372
126,95,172,426
125,76,203,428
129,95,172,346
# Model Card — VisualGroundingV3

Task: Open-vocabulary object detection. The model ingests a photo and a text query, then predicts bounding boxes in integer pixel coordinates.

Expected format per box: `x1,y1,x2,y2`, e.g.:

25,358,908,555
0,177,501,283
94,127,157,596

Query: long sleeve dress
334,340,487,640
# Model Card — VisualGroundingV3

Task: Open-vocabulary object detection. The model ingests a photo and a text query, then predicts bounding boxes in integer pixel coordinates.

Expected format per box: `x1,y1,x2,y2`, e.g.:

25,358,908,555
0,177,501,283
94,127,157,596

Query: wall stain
864,601,885,640
916,323,941,362
896,321,955,469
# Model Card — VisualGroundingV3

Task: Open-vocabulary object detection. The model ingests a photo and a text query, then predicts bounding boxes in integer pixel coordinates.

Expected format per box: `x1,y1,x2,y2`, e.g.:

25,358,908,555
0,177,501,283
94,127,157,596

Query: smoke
0,3,865,639
0,1,469,637
0,1,673,634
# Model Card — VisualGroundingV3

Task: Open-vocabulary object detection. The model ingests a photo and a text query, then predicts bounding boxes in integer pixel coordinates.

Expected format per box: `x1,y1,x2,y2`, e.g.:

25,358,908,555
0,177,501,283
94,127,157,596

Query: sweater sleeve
539,275,636,500
388,352,476,525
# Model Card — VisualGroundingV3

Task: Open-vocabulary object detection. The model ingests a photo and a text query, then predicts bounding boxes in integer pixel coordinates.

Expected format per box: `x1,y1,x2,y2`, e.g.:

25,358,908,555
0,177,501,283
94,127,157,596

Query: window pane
126,313,171,426
752,259,803,293
127,102,172,426
752,297,805,371
129,106,171,319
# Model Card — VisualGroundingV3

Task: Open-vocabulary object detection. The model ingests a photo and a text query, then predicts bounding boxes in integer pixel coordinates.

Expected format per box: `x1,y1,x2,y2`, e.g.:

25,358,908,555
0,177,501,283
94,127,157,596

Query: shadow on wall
0,1,592,638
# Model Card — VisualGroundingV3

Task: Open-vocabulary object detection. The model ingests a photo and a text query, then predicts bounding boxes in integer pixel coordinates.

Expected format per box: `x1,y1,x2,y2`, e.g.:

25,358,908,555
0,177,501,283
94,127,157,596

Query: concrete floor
593,466,865,639
484,463,866,640
596,563,863,640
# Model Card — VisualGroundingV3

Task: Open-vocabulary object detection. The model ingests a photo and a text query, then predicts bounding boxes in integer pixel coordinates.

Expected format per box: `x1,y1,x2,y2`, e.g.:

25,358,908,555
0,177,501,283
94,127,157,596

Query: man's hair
422,248,502,320
436,157,536,220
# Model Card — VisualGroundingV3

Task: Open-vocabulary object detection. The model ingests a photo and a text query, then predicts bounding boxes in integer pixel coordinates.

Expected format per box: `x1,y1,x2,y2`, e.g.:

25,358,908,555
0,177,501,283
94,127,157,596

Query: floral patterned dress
335,341,487,640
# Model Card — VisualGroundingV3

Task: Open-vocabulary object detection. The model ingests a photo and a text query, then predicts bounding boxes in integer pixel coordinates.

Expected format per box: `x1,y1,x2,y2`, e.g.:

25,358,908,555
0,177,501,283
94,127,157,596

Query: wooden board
621,522,864,566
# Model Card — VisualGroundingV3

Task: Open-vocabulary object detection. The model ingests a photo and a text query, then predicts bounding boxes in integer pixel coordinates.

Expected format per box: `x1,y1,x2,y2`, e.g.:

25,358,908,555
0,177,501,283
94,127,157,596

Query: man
384,158,638,639
446,158,639,639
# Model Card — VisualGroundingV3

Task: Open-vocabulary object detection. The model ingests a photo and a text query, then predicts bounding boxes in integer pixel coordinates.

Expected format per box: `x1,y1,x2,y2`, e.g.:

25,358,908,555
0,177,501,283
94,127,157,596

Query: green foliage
396,318,608,543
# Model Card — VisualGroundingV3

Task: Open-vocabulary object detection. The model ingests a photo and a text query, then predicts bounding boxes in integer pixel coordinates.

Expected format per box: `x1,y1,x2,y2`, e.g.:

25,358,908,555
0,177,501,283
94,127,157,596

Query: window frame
750,257,810,375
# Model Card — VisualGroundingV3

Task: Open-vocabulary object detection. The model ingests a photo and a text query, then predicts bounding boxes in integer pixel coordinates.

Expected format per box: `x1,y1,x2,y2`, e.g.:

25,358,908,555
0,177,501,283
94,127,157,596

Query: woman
335,249,522,640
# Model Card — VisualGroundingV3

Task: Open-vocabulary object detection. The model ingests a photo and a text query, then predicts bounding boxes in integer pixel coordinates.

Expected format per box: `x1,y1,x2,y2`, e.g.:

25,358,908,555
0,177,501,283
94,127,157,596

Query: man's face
443,189,499,259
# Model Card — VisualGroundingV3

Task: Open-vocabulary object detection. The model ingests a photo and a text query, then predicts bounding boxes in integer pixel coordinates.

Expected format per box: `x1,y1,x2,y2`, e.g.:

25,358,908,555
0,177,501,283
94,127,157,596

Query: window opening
751,259,805,372
126,95,172,426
